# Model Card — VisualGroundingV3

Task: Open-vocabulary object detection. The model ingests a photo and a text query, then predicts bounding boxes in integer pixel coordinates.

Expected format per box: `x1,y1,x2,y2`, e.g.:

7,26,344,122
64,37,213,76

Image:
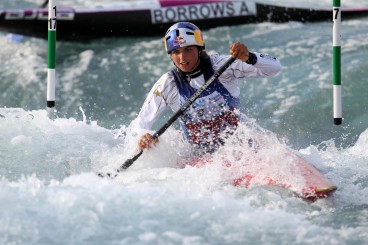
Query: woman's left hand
230,41,249,62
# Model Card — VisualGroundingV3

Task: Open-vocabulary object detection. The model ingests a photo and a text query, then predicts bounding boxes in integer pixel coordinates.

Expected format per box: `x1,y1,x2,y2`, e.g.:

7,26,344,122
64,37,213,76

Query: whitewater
1,0,368,244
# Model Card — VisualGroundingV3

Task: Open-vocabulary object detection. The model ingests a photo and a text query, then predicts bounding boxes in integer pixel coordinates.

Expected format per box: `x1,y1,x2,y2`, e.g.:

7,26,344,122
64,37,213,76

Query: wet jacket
132,52,281,148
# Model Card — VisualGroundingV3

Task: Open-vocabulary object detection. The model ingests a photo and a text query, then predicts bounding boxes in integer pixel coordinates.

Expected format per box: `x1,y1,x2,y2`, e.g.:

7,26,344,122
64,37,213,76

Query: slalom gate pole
333,0,342,125
47,0,56,108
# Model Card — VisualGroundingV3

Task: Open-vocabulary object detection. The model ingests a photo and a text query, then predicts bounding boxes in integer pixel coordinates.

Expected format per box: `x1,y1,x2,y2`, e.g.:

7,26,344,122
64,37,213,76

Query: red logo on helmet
173,36,186,47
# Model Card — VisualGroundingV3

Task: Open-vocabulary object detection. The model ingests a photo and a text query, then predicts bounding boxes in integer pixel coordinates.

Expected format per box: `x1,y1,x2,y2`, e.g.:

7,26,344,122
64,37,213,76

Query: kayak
1,0,368,41
180,146,337,201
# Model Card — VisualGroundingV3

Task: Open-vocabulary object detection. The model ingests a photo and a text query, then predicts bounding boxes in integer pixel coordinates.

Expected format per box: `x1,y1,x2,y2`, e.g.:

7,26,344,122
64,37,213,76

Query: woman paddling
131,22,281,155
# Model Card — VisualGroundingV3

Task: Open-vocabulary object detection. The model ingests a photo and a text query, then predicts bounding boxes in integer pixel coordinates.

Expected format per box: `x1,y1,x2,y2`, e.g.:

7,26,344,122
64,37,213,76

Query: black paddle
98,55,236,178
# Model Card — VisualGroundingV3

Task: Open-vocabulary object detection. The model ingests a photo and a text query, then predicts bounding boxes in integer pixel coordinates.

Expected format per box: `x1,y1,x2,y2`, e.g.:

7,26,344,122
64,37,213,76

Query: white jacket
132,52,281,131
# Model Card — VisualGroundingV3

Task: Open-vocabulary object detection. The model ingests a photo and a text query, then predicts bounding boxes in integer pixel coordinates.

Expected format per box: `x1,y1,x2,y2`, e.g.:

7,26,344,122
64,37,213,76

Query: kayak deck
181,148,337,201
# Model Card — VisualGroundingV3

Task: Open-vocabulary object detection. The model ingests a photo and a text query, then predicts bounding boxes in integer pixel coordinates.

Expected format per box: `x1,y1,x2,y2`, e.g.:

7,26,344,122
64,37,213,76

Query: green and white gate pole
47,0,56,108
333,0,342,125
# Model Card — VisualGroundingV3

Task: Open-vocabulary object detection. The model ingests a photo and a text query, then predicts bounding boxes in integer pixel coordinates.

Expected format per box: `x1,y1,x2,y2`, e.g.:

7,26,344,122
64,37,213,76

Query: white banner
151,1,257,24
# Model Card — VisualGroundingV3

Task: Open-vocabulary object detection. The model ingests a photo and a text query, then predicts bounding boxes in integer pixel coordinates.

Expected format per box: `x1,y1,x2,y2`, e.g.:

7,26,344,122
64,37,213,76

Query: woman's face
170,46,200,73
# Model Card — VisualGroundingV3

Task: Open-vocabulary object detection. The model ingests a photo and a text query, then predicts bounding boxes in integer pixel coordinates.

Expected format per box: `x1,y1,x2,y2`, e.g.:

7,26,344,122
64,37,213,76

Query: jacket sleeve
214,52,282,80
130,73,178,131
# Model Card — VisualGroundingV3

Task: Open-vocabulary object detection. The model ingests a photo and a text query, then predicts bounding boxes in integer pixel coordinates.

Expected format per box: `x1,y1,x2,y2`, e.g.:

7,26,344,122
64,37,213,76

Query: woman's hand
229,41,249,62
138,133,159,150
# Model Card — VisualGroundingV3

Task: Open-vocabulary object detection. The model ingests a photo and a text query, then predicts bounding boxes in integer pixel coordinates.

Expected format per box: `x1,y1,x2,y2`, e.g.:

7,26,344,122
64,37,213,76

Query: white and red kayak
180,146,337,201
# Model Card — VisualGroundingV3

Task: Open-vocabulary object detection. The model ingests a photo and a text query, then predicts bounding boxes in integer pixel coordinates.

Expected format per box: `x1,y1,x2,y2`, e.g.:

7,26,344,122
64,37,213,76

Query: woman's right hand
138,133,159,150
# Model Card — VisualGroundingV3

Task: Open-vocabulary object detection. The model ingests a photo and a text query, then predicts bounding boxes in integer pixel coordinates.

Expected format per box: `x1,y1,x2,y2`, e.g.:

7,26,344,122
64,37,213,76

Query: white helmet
163,22,205,54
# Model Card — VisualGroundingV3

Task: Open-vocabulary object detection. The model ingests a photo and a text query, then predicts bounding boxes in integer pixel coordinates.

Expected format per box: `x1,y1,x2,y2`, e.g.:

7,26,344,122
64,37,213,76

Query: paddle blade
97,171,118,179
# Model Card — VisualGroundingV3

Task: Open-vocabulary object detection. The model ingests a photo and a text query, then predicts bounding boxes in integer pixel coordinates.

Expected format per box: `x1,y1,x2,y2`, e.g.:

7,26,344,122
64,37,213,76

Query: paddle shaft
118,56,236,172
